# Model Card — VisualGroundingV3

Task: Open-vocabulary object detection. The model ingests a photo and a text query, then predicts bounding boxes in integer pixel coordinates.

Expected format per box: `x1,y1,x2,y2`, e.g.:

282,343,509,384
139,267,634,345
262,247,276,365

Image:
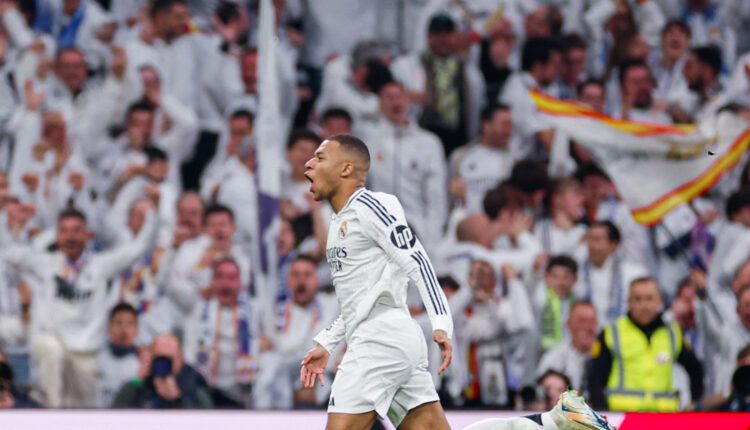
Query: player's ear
340,161,354,178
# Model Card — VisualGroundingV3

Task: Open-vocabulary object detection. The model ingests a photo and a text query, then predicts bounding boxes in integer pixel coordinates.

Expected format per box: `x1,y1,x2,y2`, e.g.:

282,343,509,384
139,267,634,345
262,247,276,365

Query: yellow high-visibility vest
603,316,681,412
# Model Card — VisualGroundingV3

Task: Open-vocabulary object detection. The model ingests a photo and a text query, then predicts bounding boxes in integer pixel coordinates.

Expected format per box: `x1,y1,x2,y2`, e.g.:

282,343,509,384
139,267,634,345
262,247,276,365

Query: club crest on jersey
339,220,348,238
390,225,416,250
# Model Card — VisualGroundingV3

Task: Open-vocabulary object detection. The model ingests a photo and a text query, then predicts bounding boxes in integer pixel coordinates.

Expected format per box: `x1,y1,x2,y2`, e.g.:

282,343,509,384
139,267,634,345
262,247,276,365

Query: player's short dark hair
662,19,691,38
328,134,371,166
510,160,549,194
480,103,511,123
58,207,87,224
618,59,652,87
204,203,235,224
287,128,321,150
230,109,254,124
590,220,621,244
144,145,168,163
577,78,605,98
109,303,138,323
546,255,578,274
321,108,353,126
150,0,185,16
521,37,562,72
691,45,723,75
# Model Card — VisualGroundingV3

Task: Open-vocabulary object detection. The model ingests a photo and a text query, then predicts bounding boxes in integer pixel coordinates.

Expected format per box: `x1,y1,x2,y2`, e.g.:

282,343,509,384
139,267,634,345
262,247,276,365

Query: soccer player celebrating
299,135,615,430
300,134,453,429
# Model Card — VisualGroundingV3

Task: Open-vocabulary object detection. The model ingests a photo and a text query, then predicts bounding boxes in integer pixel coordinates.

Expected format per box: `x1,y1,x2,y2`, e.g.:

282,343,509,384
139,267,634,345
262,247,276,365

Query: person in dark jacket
112,334,213,409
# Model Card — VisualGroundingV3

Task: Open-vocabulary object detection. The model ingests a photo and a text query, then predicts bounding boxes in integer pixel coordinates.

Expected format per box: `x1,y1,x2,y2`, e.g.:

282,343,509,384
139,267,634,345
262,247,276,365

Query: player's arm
357,194,453,372
301,314,345,388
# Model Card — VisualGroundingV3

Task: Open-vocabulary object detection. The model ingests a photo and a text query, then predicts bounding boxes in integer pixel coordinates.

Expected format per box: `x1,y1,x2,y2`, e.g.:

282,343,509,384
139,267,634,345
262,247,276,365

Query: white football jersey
314,188,453,353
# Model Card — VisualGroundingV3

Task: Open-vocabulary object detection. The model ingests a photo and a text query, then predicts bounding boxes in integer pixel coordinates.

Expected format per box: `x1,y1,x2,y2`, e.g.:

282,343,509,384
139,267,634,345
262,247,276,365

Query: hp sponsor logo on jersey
390,225,416,250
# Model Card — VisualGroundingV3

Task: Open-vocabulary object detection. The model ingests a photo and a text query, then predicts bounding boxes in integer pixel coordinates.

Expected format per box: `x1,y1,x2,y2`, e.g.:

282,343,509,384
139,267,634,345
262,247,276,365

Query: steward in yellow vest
587,277,703,411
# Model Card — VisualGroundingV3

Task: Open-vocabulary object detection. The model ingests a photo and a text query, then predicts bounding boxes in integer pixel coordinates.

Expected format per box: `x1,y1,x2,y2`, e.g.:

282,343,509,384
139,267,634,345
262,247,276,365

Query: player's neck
330,184,365,214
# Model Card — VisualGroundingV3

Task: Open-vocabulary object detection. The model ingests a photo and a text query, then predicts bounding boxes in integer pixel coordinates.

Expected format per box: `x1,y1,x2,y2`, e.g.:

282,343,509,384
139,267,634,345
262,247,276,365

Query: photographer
112,334,213,409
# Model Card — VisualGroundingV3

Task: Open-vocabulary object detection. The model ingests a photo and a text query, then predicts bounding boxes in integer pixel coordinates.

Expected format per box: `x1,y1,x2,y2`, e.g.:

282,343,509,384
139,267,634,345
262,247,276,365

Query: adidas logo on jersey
328,396,335,406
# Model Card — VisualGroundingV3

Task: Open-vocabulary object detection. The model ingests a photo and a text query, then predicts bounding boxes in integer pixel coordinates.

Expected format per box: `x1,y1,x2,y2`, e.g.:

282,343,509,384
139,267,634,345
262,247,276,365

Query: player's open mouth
304,172,314,192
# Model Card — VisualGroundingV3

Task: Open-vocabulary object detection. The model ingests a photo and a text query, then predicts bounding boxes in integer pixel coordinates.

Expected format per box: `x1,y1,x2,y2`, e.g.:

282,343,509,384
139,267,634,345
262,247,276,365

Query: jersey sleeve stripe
415,250,447,315
357,197,391,226
360,193,397,222
410,253,441,315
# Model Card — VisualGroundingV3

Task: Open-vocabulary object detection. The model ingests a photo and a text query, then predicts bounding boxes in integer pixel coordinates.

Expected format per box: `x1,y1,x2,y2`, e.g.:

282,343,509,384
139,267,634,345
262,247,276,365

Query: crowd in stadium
0,0,750,415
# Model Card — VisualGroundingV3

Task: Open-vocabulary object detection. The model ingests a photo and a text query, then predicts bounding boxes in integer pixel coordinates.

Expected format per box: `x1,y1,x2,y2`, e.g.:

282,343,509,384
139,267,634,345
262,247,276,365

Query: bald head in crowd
456,214,494,249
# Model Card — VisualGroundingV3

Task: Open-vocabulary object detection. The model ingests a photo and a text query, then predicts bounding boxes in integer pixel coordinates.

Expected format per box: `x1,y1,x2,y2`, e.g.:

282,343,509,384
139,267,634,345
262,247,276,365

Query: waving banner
531,90,750,225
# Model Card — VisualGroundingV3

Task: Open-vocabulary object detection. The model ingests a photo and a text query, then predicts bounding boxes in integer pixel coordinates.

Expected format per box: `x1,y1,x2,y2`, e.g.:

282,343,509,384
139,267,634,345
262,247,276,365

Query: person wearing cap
391,12,486,156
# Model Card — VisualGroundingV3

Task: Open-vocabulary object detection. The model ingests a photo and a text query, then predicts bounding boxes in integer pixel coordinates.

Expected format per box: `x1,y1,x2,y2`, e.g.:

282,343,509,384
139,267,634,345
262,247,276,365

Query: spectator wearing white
675,45,726,122
0,252,32,388
9,85,96,229
613,59,672,124
458,261,534,407
96,303,141,408
498,37,561,159
135,0,198,112
358,81,448,251
536,301,598,391
0,195,159,408
584,0,666,79
31,0,113,70
449,104,516,215
255,255,338,409
183,257,256,407
574,221,649,328
682,0,737,73
107,146,178,247
438,212,539,297
201,109,254,201
649,20,691,107
164,204,250,332
707,191,750,292
391,13,485,155
558,34,589,101
132,65,198,190
138,192,206,342
531,256,580,353
318,107,353,139
280,129,323,218
693,264,750,395
199,113,259,256
315,41,393,127
533,178,586,257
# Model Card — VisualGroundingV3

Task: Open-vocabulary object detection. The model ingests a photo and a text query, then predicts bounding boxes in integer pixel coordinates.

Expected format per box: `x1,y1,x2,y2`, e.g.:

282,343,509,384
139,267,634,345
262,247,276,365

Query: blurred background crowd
0,0,750,415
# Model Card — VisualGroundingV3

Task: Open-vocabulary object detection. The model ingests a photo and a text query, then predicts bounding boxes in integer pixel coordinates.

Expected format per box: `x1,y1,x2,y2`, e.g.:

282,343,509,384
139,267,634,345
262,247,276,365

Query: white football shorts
327,306,440,426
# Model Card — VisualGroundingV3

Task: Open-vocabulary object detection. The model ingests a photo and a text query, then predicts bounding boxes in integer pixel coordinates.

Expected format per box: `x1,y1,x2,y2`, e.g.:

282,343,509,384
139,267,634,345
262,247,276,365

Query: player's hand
300,343,329,388
433,330,452,375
